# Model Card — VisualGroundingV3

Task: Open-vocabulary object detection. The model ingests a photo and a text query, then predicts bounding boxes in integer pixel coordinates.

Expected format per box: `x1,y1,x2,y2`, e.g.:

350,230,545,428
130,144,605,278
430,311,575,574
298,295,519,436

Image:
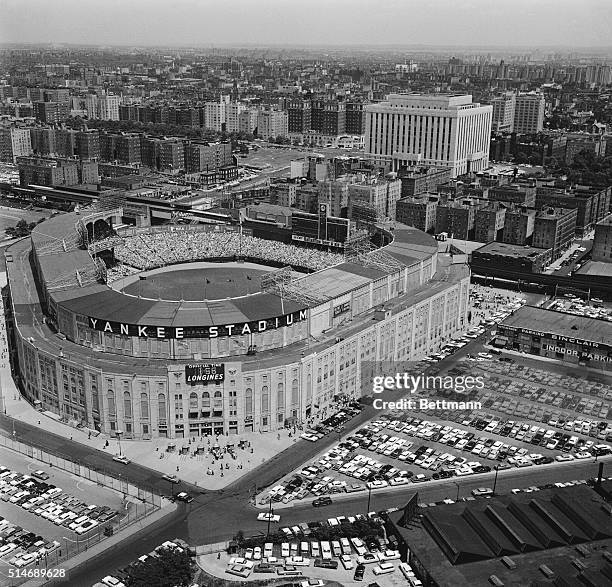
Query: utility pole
492,465,500,496
366,485,372,513
266,497,273,538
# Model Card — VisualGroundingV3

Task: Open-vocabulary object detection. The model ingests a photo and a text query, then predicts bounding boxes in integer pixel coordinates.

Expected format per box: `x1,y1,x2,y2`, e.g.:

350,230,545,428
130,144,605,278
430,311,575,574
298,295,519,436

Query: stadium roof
499,305,612,347
25,214,438,329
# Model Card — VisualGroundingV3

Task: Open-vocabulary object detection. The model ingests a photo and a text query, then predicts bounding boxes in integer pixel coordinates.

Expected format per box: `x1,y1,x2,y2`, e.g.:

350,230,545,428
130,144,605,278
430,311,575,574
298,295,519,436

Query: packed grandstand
98,229,346,282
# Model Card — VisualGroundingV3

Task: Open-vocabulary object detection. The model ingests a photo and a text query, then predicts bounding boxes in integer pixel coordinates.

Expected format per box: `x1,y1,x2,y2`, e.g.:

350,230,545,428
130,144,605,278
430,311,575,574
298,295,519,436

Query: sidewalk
0,271,304,490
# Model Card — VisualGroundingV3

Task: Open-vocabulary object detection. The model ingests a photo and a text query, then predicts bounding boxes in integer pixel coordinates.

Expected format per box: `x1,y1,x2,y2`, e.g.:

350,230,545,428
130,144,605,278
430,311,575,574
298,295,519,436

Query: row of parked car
0,515,60,569
300,403,364,442
483,371,611,422
0,465,118,535
441,413,612,459
231,513,410,581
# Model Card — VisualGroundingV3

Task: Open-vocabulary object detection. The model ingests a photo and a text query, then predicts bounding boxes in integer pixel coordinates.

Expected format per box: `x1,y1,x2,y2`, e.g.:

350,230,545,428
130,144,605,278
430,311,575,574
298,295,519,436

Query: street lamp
453,481,460,501
492,465,500,496
116,430,123,456
266,497,274,538
366,485,372,514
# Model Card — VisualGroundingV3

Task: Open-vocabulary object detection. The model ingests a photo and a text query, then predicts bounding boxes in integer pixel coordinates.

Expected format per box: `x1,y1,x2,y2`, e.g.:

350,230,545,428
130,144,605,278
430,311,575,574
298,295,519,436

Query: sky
1,0,611,48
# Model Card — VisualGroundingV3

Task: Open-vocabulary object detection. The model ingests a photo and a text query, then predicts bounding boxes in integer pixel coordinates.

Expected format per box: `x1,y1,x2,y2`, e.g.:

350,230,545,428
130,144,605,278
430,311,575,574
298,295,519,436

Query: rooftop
473,242,550,259
499,305,612,347
388,486,612,587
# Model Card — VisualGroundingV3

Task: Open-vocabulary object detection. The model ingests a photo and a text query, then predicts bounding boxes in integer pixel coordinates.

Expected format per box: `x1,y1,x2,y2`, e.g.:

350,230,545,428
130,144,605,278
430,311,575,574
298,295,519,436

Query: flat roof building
532,207,578,260
592,213,612,263
365,94,492,178
471,241,551,274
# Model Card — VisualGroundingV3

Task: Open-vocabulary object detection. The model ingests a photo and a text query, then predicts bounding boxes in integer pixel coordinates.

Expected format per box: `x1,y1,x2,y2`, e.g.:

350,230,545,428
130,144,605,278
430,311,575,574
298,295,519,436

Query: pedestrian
176,466,179,472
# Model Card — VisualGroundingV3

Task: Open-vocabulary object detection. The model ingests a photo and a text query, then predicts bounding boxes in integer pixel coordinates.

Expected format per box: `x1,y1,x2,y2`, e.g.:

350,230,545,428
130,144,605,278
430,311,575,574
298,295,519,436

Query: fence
0,431,162,507
0,429,164,586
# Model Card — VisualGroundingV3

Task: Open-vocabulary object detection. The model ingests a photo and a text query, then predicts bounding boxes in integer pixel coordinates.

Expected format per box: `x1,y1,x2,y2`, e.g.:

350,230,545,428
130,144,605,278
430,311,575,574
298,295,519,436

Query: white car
373,562,395,575
257,512,280,523
300,433,321,442
378,549,401,561
102,577,126,587
14,553,38,568
281,543,290,557
340,554,354,569
112,455,131,465
0,543,17,556
74,519,99,534
471,487,494,497
366,479,388,489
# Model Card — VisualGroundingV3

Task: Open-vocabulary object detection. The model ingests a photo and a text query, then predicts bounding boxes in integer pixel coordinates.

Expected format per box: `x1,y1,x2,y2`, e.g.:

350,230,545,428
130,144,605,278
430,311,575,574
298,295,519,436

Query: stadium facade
5,209,470,439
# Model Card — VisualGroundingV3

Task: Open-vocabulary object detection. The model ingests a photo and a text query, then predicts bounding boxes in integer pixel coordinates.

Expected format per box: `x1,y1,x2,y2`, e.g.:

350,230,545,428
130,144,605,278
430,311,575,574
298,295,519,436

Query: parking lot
0,447,128,582
259,353,612,507
200,510,423,587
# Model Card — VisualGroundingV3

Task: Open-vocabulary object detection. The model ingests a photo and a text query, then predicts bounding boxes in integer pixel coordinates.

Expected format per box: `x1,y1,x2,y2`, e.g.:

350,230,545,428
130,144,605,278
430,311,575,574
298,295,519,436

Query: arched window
245,387,253,415
261,385,269,412
189,392,198,410
202,392,210,408
140,393,149,419
123,391,132,418
291,379,298,405
277,383,284,408
157,393,166,421
107,390,115,417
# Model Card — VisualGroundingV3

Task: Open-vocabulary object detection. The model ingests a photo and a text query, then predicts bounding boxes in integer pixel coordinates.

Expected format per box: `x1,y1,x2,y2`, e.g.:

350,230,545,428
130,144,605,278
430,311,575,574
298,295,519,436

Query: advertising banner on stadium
86,308,308,339
185,363,225,385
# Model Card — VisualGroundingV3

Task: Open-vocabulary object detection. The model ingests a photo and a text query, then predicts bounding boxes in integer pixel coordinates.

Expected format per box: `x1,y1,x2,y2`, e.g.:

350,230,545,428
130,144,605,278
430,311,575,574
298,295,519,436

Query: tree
126,547,193,587
5,219,36,238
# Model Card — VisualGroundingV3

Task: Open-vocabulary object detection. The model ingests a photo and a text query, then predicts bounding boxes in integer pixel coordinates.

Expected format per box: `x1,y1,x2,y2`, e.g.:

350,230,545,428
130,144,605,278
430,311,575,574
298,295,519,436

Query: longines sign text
185,363,225,385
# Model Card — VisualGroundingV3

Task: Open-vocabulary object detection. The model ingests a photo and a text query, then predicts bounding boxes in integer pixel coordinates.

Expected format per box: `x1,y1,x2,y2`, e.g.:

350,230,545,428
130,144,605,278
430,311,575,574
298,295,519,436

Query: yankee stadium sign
87,309,308,339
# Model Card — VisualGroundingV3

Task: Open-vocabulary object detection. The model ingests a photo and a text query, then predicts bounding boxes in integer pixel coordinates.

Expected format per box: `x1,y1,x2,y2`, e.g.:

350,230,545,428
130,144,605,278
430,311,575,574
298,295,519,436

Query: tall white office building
365,94,492,177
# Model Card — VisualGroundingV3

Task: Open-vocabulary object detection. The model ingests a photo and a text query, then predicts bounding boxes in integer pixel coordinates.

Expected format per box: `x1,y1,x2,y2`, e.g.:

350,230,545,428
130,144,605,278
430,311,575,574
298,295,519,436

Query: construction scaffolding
34,231,83,256
344,230,405,274
45,257,107,292
261,266,330,306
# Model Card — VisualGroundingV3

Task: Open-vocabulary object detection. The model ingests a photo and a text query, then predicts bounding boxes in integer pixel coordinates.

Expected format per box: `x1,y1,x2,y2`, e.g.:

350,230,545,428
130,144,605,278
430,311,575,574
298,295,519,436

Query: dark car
314,558,338,569
254,563,276,574
312,496,332,507
354,564,366,581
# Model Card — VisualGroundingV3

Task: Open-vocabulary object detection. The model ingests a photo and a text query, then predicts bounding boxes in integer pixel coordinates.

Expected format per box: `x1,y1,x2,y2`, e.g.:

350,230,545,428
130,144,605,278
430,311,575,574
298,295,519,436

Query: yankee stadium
4,205,469,440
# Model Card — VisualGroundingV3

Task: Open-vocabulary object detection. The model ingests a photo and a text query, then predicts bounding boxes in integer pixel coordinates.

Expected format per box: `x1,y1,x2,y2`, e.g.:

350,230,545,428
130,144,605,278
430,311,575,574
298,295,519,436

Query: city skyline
2,0,612,49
